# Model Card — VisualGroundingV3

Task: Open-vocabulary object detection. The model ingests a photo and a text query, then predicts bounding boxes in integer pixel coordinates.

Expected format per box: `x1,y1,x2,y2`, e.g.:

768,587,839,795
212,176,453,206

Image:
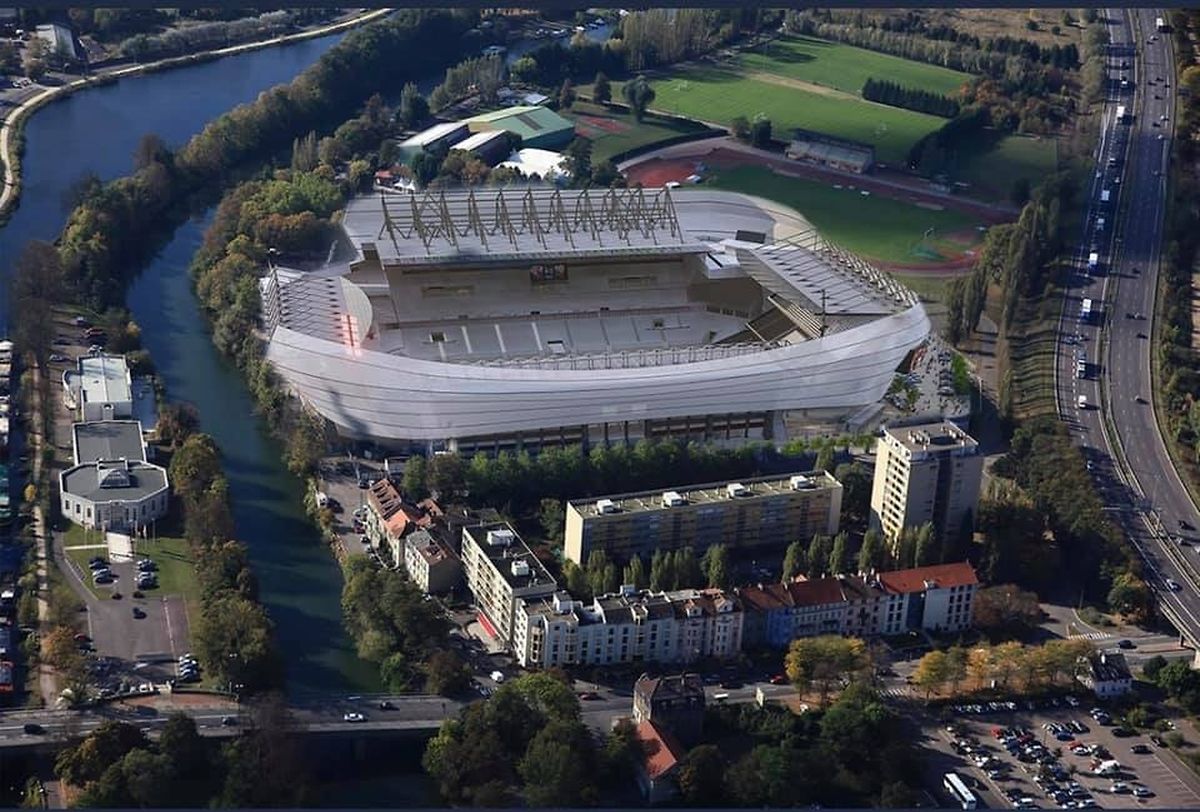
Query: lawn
565,101,713,162
61,521,198,604
951,131,1060,202
702,166,982,265
648,66,945,164
737,35,970,97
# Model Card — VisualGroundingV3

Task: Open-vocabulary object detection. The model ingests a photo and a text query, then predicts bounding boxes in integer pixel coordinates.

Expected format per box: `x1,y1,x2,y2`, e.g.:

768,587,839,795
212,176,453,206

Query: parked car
131,607,145,619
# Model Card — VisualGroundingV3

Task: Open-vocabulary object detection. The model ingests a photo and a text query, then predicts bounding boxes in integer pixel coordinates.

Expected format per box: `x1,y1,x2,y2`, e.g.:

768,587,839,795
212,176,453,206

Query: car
88,558,108,570
718,680,743,690
1112,726,1135,737
221,716,238,726
73,632,90,643
1132,786,1153,798
359,535,370,545
1109,782,1130,794
73,316,90,327
1181,519,1196,531
378,700,395,710
131,607,145,619
1150,734,1166,747
577,691,600,700
52,337,71,346
1117,639,1135,649
343,712,366,723
1166,579,1182,591
23,723,43,735
1131,743,1151,754
490,670,506,683
48,353,67,363
352,507,367,520
1135,395,1148,404
137,559,156,571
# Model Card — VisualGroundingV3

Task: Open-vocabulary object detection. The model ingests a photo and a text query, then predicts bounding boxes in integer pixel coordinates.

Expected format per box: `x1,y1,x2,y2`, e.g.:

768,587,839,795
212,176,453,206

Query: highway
1056,9,1200,643
0,683,798,748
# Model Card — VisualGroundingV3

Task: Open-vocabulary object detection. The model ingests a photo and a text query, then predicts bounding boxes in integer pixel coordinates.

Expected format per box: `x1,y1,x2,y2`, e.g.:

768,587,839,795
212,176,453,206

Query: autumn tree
785,635,870,705
912,649,949,700
782,539,805,581
973,584,1043,637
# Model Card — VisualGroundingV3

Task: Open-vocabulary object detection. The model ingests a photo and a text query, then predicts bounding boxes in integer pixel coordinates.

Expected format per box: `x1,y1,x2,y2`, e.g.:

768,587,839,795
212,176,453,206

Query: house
633,720,684,804
364,478,442,555
1082,651,1132,699
632,673,705,746
402,528,461,594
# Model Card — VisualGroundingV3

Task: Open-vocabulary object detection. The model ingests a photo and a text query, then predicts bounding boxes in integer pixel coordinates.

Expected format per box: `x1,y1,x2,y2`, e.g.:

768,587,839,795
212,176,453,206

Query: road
0,682,798,747
1054,10,1200,644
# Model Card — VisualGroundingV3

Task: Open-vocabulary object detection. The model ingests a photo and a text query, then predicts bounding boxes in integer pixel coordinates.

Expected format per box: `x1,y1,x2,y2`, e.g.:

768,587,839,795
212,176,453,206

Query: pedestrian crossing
1068,631,1112,641
878,686,912,700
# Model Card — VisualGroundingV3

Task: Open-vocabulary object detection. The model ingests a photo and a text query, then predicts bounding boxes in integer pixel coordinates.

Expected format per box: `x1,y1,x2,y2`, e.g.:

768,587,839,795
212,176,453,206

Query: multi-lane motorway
1057,9,1200,643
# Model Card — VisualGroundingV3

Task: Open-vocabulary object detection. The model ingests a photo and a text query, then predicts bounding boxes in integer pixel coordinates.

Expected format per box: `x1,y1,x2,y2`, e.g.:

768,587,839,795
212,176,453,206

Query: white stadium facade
261,186,930,455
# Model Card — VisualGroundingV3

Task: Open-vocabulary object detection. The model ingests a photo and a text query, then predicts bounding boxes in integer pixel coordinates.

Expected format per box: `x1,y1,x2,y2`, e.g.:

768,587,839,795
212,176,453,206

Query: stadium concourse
261,185,931,455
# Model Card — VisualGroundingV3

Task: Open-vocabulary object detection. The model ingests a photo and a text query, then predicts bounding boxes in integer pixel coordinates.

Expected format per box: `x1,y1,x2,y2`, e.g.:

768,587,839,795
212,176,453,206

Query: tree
785,635,870,705
558,78,576,110
538,498,565,543
593,71,611,104
121,748,176,807
1142,654,1168,682
834,462,872,522
806,534,831,578
402,456,428,500
649,548,672,591
1107,572,1153,620
677,744,725,805
398,81,429,128
972,584,1042,636
622,74,656,122
828,531,849,575
563,559,589,598
702,543,731,589
731,115,751,141
782,539,805,581
913,522,937,566
858,528,884,572
157,401,200,449
519,720,598,806
22,37,47,80
563,137,593,183
134,133,172,172
55,721,148,786
749,115,773,148
814,443,835,472
622,554,647,589
425,649,472,696
672,546,702,589
912,650,949,700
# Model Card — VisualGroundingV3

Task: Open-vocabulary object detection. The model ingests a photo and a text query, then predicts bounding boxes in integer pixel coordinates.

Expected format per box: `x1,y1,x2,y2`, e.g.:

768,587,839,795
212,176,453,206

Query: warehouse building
462,105,576,150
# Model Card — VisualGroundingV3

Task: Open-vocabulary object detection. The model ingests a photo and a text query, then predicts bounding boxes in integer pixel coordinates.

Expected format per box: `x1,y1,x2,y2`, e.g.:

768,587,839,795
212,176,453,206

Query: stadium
261,186,931,454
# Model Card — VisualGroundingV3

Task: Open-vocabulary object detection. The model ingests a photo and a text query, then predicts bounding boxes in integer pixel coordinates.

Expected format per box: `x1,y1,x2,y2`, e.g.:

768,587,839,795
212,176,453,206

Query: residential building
513,587,742,670
462,105,576,150
72,420,145,465
363,477,442,553
63,354,132,421
1081,651,1132,699
632,673,705,746
877,561,978,634
402,528,461,594
869,418,983,552
461,522,556,645
35,23,80,61
737,561,979,646
564,471,843,566
59,458,169,532
632,720,684,804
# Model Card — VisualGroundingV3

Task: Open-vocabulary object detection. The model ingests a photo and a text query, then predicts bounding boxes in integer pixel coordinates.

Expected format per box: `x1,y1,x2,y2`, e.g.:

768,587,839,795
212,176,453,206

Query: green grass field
564,101,712,163
738,35,970,97
703,166,982,264
649,66,945,164
951,132,1060,202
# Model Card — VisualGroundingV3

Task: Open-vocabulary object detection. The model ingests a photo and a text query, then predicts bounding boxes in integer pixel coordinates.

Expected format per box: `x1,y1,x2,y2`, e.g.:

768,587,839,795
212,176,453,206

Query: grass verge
565,101,711,162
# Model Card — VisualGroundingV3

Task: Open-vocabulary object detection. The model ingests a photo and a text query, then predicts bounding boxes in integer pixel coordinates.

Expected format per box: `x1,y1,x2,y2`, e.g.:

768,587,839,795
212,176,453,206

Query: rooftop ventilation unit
486,528,516,547
511,559,531,578
790,475,815,490
661,491,686,508
596,498,618,514
726,483,748,498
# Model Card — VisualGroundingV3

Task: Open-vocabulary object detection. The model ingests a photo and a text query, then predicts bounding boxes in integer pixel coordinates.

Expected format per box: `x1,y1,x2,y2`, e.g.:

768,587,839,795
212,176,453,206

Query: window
430,331,446,343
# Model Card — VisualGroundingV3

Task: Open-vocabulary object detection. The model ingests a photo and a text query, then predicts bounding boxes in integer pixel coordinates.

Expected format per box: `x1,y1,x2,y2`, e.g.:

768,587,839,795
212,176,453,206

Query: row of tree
117,10,300,62
167,429,283,693
909,637,1095,700
862,77,961,118
422,672,641,806
54,709,310,806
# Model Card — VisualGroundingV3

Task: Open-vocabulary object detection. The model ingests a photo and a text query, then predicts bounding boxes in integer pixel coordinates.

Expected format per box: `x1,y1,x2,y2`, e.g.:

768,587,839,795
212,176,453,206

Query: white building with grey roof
261,187,930,454
60,458,169,532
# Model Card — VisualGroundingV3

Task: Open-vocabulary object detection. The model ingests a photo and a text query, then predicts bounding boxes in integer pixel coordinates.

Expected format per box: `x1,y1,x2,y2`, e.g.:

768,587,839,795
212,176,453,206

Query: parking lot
925,698,1200,809
315,456,389,566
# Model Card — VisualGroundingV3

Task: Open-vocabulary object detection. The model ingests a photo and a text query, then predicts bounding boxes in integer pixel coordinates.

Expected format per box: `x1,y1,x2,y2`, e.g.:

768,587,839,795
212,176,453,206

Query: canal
1,19,611,694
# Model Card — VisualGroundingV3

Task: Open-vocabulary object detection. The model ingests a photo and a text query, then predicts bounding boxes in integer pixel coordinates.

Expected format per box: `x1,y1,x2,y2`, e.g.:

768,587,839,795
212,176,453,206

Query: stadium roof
343,187,710,266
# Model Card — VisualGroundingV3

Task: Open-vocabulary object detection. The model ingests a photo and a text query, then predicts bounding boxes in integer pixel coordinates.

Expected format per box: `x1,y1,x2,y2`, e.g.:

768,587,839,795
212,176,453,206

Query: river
1,19,612,695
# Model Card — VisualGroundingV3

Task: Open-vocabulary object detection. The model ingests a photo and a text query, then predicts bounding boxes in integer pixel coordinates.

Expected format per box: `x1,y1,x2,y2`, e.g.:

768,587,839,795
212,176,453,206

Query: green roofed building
463,105,576,150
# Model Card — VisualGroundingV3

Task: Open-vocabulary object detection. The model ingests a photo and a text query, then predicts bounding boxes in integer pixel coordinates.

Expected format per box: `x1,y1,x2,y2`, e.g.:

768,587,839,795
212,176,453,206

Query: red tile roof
635,720,683,781
787,577,847,607
878,562,978,594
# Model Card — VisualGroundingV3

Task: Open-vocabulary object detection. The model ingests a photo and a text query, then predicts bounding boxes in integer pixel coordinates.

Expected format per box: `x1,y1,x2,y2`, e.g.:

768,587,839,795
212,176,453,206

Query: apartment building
869,418,983,551
461,522,556,645
632,673,706,746
512,586,743,669
737,561,979,647
402,528,461,595
564,471,843,566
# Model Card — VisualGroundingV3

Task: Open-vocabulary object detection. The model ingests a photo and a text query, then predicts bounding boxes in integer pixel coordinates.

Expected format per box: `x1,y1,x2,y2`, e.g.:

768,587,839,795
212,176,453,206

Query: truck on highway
1116,104,1129,123
1100,189,1111,204
1156,16,1167,32
1078,395,1090,410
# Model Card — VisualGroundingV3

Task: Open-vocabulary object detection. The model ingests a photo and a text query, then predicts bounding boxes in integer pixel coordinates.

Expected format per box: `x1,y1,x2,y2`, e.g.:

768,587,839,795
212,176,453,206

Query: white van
490,670,506,683
1077,395,1089,410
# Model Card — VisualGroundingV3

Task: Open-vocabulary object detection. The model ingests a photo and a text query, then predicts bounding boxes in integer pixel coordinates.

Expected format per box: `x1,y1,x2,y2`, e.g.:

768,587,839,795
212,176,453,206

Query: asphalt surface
0,682,797,747
1056,10,1200,642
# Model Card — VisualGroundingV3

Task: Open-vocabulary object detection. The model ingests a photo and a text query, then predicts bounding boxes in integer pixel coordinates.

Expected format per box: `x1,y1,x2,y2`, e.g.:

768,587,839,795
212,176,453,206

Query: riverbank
0,7,392,225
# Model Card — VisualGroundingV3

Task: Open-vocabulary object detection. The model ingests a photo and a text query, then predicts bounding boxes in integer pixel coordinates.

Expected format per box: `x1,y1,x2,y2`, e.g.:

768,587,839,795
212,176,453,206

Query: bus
944,772,978,810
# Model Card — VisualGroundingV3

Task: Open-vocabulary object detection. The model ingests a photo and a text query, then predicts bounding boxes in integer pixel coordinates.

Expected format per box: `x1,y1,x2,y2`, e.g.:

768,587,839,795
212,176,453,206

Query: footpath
27,361,54,707
0,7,391,220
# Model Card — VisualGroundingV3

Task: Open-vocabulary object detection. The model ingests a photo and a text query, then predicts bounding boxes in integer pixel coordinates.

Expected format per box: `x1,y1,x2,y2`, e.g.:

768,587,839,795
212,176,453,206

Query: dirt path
741,70,859,100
